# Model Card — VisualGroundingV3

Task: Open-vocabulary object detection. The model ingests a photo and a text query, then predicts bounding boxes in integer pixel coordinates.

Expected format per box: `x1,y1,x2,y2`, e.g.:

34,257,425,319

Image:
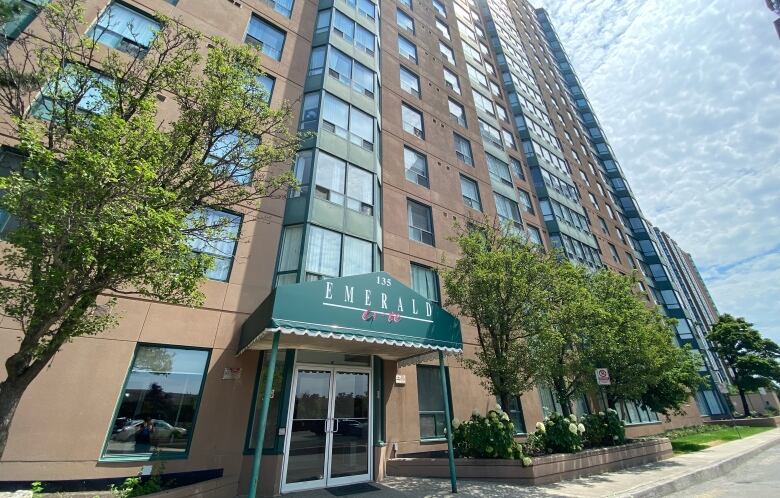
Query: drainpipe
438,350,458,493
248,331,281,498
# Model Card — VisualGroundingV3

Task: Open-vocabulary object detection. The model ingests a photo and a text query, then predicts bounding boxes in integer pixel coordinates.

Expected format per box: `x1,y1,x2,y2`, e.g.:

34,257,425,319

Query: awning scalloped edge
238,325,463,357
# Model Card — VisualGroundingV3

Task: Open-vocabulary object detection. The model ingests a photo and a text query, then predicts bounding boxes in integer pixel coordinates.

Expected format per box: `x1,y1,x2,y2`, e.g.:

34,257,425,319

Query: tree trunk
738,388,750,418
0,374,34,458
499,392,511,414
553,378,572,417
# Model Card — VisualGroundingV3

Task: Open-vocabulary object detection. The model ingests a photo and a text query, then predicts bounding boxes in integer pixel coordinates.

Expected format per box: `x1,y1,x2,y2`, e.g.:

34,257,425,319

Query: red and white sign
595,368,611,385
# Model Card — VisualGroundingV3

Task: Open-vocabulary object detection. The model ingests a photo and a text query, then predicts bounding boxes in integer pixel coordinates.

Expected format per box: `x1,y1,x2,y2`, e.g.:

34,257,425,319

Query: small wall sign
395,374,407,386
222,367,242,380
595,368,611,385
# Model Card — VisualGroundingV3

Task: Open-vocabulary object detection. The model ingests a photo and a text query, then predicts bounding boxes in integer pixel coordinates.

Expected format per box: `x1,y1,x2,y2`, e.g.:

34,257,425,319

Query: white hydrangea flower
577,423,586,433
501,412,510,421
452,418,461,429
598,411,605,417
522,456,533,466
569,414,577,422
568,423,578,434
472,408,480,417
495,403,503,412
535,422,546,433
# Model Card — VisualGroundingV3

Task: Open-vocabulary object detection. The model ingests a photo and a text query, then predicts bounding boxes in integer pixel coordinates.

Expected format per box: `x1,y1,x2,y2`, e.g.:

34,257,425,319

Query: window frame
407,199,435,246
245,15,287,61
99,343,212,462
460,174,482,211
186,208,242,282
416,364,453,440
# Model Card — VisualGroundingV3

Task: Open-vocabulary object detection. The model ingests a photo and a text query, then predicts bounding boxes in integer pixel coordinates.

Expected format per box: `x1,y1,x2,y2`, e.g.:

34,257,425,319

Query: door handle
334,418,340,434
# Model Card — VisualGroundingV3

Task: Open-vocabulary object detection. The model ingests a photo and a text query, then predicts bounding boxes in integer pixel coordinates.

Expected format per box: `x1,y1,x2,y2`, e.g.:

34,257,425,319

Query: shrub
452,405,526,461
582,409,625,447
527,412,585,454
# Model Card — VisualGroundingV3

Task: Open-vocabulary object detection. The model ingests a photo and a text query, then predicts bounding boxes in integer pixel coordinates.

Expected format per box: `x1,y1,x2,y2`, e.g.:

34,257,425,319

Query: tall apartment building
0,0,720,496
767,0,780,39
655,228,729,385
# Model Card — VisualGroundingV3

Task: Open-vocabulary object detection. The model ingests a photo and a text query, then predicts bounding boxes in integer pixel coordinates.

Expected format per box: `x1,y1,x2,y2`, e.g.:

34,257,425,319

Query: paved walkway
294,428,780,497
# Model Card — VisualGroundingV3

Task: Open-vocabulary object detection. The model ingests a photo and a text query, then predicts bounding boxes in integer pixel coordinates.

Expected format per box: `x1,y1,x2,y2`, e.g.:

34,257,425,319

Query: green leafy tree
530,261,597,416
583,270,704,419
0,0,299,456
708,314,780,416
440,218,558,411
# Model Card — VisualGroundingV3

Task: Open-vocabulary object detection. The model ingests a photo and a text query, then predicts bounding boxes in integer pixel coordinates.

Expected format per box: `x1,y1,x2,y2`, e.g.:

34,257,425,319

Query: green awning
238,272,463,362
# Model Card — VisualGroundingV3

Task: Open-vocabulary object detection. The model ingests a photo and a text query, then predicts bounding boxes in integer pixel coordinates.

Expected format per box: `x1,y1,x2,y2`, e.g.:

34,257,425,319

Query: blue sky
535,0,780,343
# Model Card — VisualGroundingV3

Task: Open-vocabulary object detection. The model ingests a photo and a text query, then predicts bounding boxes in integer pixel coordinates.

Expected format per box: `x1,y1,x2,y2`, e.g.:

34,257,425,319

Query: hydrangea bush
452,405,529,464
526,412,585,454
582,408,626,447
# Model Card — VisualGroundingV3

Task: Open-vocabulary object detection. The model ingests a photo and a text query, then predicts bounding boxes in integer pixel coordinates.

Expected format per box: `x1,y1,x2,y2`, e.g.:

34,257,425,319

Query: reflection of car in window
112,418,187,443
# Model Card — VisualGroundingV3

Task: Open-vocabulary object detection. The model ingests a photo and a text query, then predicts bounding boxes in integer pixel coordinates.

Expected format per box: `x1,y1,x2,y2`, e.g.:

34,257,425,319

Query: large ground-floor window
102,344,210,459
416,365,452,440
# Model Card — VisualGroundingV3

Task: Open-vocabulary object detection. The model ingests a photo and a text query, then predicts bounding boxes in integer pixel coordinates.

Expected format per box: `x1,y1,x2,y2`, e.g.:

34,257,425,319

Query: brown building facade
1,0,710,496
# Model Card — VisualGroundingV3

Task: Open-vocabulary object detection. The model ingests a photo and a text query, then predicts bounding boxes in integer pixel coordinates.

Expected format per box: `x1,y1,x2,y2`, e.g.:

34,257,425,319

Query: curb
618,431,780,497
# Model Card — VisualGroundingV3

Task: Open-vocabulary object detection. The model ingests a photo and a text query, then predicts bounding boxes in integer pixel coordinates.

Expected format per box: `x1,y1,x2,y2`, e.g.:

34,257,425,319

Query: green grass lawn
667,425,774,454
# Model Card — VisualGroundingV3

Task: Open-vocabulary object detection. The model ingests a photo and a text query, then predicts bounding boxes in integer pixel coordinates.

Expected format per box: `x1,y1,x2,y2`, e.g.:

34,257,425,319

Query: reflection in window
103,345,209,458
186,209,241,281
88,2,160,55
245,15,286,61
248,350,289,449
411,263,439,303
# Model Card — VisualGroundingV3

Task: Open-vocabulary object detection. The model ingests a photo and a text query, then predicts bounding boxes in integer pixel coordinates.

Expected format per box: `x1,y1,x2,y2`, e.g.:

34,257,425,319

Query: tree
580,270,704,419
708,314,780,416
440,218,558,411
530,260,597,416
0,0,300,456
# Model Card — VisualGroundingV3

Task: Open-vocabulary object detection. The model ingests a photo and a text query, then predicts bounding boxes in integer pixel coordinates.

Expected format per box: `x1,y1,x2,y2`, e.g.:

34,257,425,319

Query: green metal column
248,331,281,498
438,350,458,493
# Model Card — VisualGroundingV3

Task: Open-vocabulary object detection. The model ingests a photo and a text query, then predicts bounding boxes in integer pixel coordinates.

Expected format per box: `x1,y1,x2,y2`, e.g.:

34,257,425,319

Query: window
510,158,525,180
358,0,376,20
398,35,417,63
89,2,160,55
397,8,414,33
507,397,527,434
443,67,460,94
448,98,466,127
408,199,434,245
439,42,455,65
327,48,375,98
432,0,446,17
461,41,481,62
417,365,451,439
518,189,534,214
496,104,508,122
436,19,450,40
608,243,620,264
206,130,259,184
247,349,290,451
400,66,421,98
305,226,340,279
245,16,286,61
322,93,375,150
276,225,303,284
588,192,598,209
314,151,374,215
606,204,616,220
486,154,512,187
502,129,516,149
1,0,48,40
493,193,522,234
333,10,376,55
404,146,429,188
598,217,609,234
256,74,275,103
307,46,326,76
402,103,424,139
299,92,320,130
186,209,241,281
526,225,542,245
489,80,501,97
342,236,372,276
467,64,487,87
398,0,412,9
453,133,473,166
31,67,113,120
472,90,494,116
0,150,23,236
478,119,502,149
103,345,209,458
411,263,439,302
460,175,481,211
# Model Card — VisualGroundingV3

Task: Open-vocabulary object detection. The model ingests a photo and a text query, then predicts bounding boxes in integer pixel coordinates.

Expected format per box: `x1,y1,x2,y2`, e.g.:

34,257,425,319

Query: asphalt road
665,444,780,497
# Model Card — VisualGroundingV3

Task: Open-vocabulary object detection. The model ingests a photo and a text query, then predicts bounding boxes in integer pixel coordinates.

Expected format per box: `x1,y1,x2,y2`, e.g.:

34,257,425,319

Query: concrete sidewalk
296,428,780,497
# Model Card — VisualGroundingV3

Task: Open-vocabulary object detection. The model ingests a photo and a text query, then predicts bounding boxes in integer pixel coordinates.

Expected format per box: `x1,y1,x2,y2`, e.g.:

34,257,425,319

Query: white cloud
536,0,780,342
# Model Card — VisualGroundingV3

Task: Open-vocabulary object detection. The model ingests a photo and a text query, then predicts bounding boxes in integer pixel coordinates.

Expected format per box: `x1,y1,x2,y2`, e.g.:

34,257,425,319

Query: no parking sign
595,368,611,385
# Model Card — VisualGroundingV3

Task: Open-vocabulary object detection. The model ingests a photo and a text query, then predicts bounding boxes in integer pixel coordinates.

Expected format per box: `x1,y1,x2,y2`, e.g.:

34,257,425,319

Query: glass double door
281,366,371,493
